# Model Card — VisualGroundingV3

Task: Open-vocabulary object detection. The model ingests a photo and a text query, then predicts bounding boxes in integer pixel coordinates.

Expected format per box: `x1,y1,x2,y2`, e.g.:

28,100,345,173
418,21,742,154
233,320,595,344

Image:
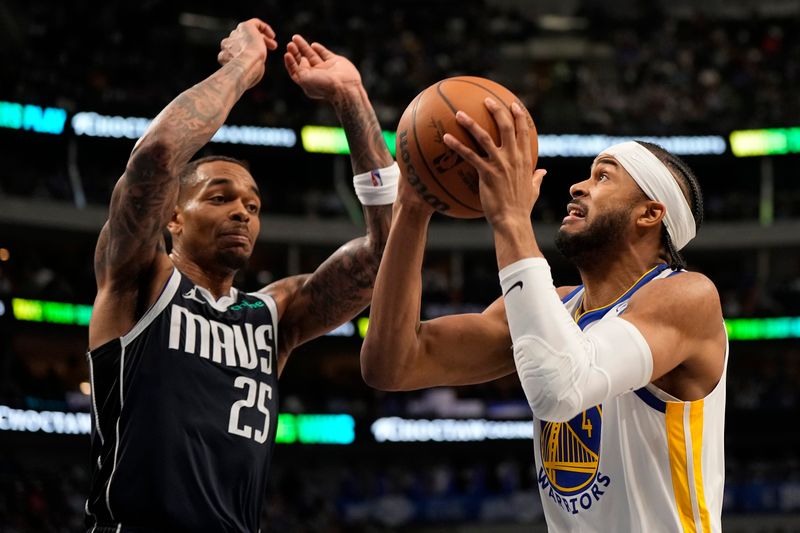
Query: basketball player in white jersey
361,98,727,532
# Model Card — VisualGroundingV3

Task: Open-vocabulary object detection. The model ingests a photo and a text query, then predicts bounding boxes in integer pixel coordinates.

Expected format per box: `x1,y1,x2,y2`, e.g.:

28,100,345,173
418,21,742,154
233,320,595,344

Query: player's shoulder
556,285,580,300
630,269,721,319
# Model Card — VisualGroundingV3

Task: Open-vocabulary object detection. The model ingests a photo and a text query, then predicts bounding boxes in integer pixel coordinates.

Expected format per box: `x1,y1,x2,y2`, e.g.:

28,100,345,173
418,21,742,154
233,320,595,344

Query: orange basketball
395,76,538,218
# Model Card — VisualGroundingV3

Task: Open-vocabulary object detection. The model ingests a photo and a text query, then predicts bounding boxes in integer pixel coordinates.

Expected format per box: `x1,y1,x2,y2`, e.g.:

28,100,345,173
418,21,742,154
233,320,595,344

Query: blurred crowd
3,455,799,532
3,1,799,134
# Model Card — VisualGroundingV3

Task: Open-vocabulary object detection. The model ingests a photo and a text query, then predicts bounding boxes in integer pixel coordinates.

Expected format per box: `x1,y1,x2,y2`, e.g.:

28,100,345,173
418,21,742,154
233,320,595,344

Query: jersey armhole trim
249,292,279,339
120,268,181,348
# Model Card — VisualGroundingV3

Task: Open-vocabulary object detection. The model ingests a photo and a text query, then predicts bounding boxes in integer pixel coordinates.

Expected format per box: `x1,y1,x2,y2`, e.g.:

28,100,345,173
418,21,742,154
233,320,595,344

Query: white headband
602,141,696,250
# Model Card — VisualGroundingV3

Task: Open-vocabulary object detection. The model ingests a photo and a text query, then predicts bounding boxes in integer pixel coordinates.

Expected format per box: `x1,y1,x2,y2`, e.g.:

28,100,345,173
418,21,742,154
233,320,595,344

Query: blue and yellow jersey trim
573,263,670,328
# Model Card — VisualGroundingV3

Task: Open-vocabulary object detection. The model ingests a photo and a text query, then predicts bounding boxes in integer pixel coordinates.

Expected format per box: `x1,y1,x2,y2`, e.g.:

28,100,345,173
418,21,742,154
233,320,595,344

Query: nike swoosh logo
504,280,524,297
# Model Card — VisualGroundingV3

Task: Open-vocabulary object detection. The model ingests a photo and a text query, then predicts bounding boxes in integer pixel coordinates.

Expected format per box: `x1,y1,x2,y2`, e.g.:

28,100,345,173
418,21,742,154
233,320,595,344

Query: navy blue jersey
86,269,279,532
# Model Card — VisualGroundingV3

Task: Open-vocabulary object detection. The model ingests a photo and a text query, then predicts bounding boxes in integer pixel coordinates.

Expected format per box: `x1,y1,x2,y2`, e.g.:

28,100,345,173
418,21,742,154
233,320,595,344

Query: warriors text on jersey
534,264,727,532
86,268,279,532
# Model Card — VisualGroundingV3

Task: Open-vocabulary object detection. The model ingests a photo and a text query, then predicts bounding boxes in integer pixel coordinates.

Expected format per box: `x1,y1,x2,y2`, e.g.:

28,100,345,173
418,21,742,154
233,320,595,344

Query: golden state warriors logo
540,406,602,496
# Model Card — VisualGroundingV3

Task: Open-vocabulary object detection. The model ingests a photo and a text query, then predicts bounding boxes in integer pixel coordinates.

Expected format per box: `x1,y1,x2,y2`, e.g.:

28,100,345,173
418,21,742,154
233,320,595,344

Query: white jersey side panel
533,266,727,532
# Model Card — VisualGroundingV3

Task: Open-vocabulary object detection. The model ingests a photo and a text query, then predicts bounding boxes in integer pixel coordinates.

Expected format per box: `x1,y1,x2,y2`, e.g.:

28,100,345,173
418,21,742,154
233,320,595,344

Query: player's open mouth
563,203,586,223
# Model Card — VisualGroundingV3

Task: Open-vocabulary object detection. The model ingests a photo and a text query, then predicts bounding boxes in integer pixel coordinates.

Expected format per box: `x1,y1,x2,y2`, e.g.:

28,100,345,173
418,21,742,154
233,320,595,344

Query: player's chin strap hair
603,141,695,250
353,162,399,205
500,258,653,422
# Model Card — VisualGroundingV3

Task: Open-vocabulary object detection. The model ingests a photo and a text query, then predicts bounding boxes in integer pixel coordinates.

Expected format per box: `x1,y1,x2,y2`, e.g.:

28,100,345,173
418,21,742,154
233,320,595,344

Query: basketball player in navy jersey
86,19,397,532
363,101,728,531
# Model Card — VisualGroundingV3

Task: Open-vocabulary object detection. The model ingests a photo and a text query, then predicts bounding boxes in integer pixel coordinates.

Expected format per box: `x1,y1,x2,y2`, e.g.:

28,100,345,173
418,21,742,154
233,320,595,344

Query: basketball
395,76,538,218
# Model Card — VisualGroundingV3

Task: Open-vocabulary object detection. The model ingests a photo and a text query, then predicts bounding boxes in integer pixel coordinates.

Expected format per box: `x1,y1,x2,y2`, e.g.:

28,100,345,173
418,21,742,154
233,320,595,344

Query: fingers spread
443,133,486,171
484,98,515,149
284,52,298,77
291,34,322,66
310,42,333,60
455,110,498,157
263,36,278,51
259,21,277,39
511,102,532,162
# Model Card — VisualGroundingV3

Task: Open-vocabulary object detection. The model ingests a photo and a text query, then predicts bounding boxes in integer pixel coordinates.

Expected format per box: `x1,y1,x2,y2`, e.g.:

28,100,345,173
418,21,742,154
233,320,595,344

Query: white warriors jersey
533,264,728,532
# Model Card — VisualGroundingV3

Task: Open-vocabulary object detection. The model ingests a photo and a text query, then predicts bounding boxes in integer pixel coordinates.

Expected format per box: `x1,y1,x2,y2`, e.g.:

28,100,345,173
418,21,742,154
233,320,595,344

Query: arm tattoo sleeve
332,85,394,175
103,60,253,270
299,203,392,331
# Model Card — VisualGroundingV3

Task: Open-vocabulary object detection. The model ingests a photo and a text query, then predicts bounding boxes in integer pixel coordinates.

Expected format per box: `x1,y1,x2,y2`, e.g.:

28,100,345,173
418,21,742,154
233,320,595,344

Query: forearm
286,201,391,345
131,58,257,179
491,216,543,270
499,259,653,421
361,203,431,388
331,84,393,174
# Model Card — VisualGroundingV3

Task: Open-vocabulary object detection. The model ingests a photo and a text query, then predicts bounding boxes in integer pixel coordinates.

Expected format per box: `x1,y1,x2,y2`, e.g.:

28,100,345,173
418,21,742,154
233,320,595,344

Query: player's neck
169,251,236,299
577,253,663,312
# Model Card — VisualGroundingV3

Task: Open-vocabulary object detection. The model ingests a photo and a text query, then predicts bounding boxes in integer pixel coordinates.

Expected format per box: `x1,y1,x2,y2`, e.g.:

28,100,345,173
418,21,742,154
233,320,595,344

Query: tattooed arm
264,36,393,368
90,19,276,348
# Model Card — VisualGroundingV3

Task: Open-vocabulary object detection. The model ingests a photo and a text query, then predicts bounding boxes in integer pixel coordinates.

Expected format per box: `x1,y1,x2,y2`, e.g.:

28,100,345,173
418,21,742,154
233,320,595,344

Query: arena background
1,0,799,531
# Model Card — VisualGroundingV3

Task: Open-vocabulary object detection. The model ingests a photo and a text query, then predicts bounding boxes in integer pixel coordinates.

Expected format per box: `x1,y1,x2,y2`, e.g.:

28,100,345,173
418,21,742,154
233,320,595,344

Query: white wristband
353,162,399,206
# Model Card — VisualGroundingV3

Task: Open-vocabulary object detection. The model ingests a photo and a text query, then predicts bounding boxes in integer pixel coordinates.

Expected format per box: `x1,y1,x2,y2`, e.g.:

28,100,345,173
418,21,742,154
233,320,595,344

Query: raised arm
444,98,726,422
360,176,518,391
95,19,275,287
263,36,393,360
90,19,276,348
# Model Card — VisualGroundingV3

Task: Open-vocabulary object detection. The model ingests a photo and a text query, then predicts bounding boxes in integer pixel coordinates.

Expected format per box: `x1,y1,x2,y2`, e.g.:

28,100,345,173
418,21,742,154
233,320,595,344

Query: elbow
360,342,410,392
128,138,176,175
513,337,584,422
529,396,582,423
520,376,583,423
360,364,394,392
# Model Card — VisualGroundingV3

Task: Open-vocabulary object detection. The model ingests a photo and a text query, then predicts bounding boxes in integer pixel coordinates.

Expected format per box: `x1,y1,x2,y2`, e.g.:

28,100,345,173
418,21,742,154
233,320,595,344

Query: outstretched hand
217,18,278,90
443,99,545,228
284,34,362,101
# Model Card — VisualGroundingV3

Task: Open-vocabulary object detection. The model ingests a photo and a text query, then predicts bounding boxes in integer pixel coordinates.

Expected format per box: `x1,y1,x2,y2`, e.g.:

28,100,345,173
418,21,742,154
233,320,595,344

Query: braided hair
635,141,704,270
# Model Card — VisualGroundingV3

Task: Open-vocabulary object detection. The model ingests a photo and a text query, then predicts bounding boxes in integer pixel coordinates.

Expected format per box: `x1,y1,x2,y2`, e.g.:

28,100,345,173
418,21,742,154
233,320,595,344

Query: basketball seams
440,77,536,133
411,87,483,214
398,76,536,219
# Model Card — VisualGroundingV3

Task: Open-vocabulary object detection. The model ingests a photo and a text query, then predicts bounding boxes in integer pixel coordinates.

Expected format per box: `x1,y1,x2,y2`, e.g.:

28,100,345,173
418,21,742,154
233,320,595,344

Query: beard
555,207,631,268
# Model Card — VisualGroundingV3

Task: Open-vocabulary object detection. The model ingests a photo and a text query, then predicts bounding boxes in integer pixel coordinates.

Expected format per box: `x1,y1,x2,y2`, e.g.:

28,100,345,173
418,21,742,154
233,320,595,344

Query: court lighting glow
276,414,355,445
300,126,725,157
0,404,354,444
0,101,67,134
0,99,794,159
12,297,796,341
729,128,800,157
301,125,397,156
725,317,800,340
12,298,93,326
538,134,727,157
10,296,362,337
71,111,297,147
0,405,91,435
371,417,533,442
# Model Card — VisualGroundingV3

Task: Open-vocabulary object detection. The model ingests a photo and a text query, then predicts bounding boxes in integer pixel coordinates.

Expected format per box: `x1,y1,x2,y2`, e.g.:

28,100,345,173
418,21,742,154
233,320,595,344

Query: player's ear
167,205,183,236
636,200,665,230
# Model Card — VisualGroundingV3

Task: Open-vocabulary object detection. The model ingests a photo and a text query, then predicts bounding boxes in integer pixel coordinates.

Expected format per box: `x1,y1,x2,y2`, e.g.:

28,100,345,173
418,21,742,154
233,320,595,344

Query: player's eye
210,195,225,203
247,204,259,213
